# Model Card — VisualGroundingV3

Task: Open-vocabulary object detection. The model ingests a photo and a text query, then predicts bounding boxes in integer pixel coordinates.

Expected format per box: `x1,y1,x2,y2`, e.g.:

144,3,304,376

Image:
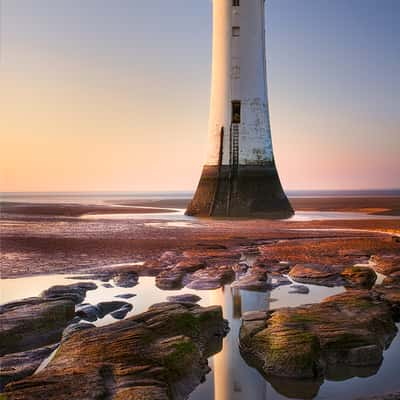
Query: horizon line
1,188,400,195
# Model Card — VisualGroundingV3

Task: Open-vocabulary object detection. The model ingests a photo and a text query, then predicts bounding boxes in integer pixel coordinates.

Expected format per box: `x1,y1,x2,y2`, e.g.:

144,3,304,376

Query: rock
265,374,322,399
341,266,377,288
75,304,100,322
289,284,310,294
186,266,234,290
242,311,268,321
346,344,382,366
173,259,205,273
231,267,269,291
115,293,136,299
156,260,233,291
141,259,168,275
102,283,113,288
268,276,292,290
0,298,75,356
232,262,250,274
4,303,228,400
41,282,97,304
240,290,397,380
288,264,377,288
96,301,130,318
288,264,346,287
374,280,400,320
254,260,292,274
0,344,57,389
156,269,185,290
62,322,95,342
167,294,202,304
159,250,180,264
371,255,400,276
112,272,139,288
186,279,223,290
69,316,81,324
110,304,133,320
383,271,400,284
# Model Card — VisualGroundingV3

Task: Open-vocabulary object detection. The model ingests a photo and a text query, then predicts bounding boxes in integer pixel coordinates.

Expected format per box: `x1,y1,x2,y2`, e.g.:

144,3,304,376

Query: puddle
144,221,203,229
76,209,400,223
80,208,187,220
1,273,399,399
290,211,400,221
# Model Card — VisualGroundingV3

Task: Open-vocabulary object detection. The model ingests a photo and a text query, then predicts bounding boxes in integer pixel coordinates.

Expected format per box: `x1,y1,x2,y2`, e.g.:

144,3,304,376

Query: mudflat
111,196,400,216
1,196,400,400
1,196,399,278
0,202,177,217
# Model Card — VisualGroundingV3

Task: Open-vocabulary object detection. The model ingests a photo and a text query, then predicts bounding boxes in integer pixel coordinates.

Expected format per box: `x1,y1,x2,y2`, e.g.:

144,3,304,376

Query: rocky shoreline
4,302,228,400
1,206,400,399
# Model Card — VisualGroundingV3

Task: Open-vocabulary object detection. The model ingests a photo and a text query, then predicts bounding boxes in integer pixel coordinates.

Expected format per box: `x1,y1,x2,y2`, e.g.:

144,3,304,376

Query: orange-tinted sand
1,196,399,278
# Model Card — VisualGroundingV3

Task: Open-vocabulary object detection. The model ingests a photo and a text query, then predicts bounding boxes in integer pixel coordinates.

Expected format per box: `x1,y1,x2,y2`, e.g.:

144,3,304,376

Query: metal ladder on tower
226,123,239,215
231,123,239,169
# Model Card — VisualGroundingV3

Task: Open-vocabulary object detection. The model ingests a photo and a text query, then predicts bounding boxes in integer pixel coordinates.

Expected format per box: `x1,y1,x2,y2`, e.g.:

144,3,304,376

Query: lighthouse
186,0,293,218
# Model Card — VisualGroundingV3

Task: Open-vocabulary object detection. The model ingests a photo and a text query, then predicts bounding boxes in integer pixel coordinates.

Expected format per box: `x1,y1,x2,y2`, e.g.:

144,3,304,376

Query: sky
1,0,399,192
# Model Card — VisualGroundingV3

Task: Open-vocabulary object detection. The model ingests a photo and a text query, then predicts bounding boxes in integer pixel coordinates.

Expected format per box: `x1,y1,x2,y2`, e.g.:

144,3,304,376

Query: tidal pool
1,274,399,399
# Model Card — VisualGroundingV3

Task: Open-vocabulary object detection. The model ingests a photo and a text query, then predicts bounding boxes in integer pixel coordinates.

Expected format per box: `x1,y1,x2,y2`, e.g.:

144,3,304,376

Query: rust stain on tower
186,0,293,218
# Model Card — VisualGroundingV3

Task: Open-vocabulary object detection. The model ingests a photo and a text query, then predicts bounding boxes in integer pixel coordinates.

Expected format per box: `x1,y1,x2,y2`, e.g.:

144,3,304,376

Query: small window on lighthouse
233,0,240,6
232,26,240,37
232,101,241,124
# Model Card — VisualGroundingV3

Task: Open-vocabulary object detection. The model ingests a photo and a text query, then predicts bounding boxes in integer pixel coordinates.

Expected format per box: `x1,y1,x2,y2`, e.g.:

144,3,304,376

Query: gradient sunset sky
1,0,399,192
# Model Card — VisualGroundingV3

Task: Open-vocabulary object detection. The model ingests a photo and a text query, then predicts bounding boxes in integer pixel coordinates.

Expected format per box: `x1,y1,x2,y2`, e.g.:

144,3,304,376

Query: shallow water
80,207,186,221
79,209,400,222
1,273,399,400
290,211,400,221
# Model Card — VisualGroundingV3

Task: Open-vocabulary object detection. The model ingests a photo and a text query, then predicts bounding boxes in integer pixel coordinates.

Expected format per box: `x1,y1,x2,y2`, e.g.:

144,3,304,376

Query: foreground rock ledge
239,291,397,381
0,298,75,356
5,302,227,400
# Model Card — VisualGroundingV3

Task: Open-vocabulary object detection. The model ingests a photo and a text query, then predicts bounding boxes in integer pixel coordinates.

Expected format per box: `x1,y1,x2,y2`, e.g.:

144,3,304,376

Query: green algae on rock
288,264,377,288
0,298,75,356
4,302,228,400
239,291,397,380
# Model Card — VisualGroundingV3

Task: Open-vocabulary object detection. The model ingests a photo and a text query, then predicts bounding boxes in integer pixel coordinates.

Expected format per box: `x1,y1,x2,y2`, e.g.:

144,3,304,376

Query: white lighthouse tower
186,0,293,218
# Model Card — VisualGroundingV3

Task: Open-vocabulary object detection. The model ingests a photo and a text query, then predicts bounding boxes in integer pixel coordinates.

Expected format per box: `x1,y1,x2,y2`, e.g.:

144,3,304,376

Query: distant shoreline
1,188,400,199
0,202,178,217
114,197,400,217
1,195,400,217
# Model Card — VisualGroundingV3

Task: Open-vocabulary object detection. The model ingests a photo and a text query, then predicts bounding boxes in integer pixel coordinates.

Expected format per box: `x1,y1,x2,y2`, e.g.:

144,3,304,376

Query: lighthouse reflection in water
191,285,272,400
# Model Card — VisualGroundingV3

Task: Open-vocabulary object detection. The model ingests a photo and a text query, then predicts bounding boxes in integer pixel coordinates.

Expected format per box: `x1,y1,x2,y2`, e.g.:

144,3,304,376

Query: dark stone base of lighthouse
185,163,294,218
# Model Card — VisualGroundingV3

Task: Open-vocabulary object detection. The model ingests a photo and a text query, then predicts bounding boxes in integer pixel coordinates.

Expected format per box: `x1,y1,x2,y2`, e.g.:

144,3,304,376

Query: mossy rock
0,299,75,356
4,303,227,400
240,291,397,380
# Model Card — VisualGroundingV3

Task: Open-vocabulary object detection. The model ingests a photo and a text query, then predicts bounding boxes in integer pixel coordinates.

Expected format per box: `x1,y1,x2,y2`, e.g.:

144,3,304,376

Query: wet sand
290,196,400,216
0,202,177,217
1,196,399,278
2,196,399,217
111,196,400,216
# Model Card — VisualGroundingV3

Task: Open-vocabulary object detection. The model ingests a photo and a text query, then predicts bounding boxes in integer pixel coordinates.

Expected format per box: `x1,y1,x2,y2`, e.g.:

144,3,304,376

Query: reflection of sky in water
80,208,189,221
79,209,400,224
290,211,400,221
1,275,399,399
